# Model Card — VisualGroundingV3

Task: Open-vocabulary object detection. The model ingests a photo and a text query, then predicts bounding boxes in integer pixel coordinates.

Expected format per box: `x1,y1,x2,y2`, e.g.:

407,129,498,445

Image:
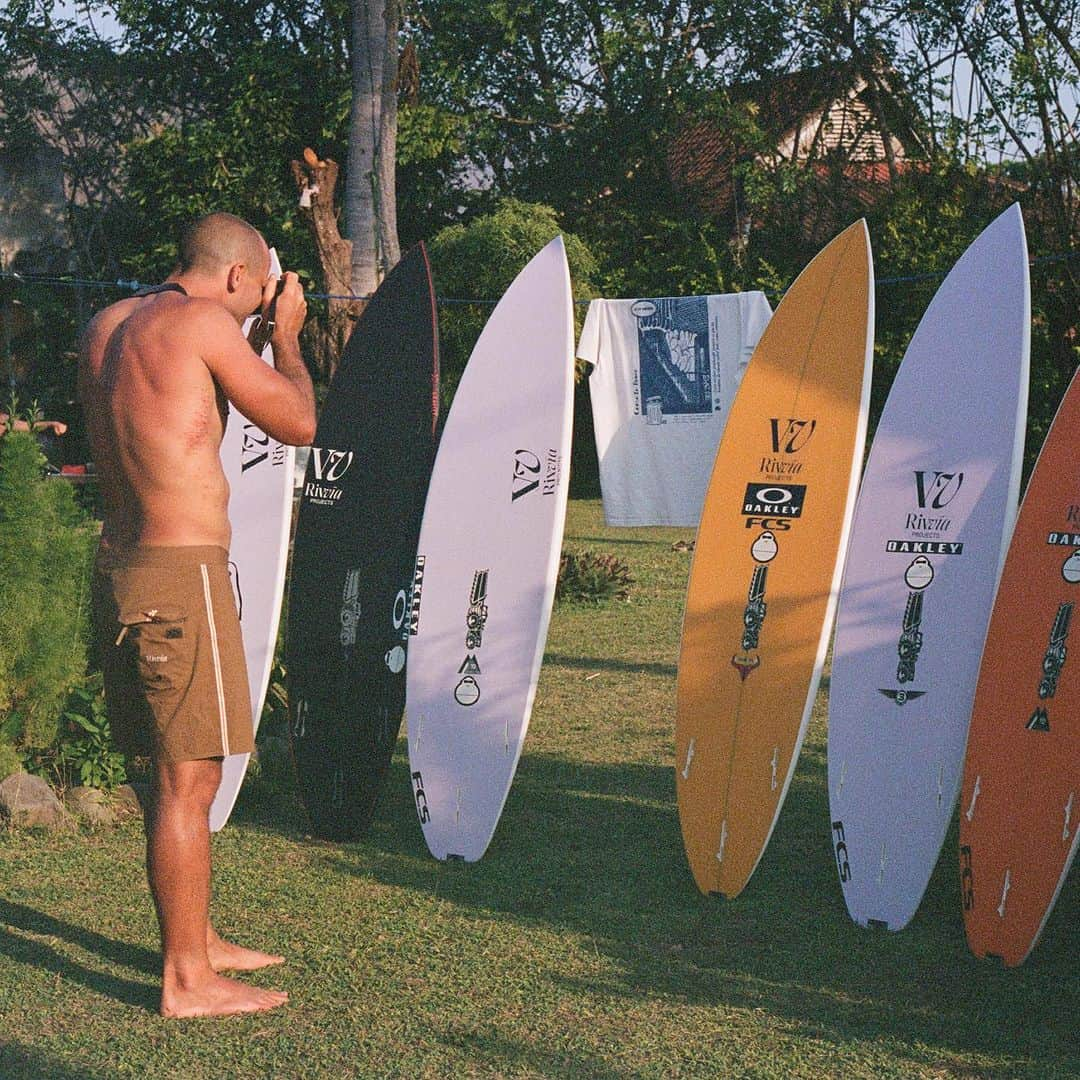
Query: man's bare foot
207,935,285,973
160,971,288,1018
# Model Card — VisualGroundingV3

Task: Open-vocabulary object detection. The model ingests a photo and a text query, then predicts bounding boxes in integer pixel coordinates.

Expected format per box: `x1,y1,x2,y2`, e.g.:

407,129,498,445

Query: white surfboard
210,248,295,831
827,205,1030,928
405,236,574,861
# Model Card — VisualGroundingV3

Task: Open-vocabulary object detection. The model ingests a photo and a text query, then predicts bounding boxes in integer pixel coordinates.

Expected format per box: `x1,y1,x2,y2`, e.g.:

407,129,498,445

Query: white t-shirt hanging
578,292,772,526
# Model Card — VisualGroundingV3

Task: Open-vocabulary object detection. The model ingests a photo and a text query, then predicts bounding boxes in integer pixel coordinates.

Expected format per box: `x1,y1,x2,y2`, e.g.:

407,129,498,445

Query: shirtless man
78,212,315,1018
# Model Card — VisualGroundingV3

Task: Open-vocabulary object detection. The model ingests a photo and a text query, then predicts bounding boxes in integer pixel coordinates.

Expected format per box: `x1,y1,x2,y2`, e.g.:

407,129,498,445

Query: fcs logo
411,771,430,823
769,418,816,454
311,448,355,482
914,471,964,510
832,820,851,883
512,449,542,501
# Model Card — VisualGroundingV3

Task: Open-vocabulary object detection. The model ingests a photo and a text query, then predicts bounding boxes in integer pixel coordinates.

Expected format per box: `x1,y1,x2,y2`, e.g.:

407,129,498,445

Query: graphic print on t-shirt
635,298,713,420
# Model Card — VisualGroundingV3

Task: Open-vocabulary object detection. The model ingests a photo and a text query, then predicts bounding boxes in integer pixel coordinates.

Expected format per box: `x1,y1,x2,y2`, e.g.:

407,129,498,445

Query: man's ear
226,264,245,293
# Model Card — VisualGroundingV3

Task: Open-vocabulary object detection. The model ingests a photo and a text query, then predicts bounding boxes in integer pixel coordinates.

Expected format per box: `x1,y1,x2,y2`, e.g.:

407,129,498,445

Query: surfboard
210,248,294,832
288,244,439,839
675,221,874,897
959,365,1080,966
405,236,574,862
827,205,1030,929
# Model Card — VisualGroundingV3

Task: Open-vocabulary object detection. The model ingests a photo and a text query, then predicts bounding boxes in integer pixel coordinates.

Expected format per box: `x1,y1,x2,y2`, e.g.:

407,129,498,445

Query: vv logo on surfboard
769,418,816,454
511,448,561,502
240,423,286,473
762,418,816,477
304,447,355,506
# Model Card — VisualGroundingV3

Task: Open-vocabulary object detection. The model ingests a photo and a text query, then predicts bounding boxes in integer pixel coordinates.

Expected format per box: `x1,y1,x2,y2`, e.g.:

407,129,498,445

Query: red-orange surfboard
960,366,1080,965
676,221,874,897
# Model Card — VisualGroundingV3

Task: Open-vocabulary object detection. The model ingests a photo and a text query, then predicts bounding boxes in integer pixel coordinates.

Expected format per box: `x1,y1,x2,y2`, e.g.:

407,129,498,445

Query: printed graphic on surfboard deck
405,236,574,862
288,244,439,840
211,248,294,832
960,359,1080,966
827,204,1030,930
675,220,874,898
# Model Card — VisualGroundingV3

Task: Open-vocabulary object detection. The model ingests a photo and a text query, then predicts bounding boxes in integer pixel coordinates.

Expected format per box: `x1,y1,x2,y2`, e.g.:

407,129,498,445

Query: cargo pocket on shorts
116,607,191,694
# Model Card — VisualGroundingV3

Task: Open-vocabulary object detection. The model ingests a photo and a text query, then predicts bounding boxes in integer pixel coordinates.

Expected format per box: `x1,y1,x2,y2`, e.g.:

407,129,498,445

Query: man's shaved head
178,212,268,277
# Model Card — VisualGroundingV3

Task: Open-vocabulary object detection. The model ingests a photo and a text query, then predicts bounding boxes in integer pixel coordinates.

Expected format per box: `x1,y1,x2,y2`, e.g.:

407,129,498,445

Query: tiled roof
666,64,911,221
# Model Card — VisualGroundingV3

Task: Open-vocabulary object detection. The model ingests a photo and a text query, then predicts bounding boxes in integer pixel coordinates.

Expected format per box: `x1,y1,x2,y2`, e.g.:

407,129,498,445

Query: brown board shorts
91,544,254,763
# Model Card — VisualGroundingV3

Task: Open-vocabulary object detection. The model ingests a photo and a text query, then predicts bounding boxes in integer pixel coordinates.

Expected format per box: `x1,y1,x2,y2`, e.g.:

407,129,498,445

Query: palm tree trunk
347,0,401,299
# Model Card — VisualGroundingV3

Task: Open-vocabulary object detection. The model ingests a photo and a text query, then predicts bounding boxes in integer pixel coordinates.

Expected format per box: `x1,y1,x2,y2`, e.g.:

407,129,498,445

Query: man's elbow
289,412,317,447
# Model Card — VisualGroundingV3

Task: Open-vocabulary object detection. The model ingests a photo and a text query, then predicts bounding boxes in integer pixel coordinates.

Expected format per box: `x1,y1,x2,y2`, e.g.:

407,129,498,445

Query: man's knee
154,757,223,811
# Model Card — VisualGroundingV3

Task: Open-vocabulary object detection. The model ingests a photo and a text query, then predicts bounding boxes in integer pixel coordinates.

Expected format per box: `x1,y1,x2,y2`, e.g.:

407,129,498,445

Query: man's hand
270,272,307,347
33,419,68,435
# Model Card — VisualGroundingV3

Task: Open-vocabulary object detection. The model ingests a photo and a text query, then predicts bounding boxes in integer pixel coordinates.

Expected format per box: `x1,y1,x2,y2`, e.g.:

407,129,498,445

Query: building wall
0,142,69,274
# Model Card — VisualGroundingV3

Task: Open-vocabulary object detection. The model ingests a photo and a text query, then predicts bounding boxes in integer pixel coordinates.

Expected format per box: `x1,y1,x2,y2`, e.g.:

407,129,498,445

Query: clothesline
0,249,1076,306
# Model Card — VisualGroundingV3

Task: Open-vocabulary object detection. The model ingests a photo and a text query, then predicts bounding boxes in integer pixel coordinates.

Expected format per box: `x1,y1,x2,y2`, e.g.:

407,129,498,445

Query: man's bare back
79,243,313,550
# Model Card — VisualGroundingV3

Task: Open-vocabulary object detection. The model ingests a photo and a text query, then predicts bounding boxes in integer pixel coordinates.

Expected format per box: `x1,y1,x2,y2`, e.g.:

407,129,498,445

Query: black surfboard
288,244,439,839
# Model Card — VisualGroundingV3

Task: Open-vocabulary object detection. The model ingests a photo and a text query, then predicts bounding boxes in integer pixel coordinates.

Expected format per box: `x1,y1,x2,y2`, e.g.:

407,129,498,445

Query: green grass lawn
1,499,1077,1078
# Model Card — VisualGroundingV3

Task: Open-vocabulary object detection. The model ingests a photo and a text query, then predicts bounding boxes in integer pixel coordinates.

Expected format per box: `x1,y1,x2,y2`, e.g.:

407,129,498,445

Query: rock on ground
111,782,149,818
0,772,72,830
63,786,116,826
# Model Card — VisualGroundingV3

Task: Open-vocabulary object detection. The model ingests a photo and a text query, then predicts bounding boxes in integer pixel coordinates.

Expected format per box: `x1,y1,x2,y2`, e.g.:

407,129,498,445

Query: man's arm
200,275,316,446
0,412,68,436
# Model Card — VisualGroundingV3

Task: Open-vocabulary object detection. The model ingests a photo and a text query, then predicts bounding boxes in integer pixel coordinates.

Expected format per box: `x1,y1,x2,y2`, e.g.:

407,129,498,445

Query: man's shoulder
177,296,240,335
81,295,139,348
136,295,238,353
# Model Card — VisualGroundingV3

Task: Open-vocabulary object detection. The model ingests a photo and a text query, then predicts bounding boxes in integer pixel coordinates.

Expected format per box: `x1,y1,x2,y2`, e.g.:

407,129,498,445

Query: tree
347,0,401,296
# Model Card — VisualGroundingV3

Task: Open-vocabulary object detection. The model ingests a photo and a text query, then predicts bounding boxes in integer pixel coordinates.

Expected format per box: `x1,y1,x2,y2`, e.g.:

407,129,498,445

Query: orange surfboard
959,366,1080,966
676,221,873,897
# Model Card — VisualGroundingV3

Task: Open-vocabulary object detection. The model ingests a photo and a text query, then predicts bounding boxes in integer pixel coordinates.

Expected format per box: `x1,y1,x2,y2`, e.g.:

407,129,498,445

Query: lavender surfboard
827,205,1030,929
405,236,574,862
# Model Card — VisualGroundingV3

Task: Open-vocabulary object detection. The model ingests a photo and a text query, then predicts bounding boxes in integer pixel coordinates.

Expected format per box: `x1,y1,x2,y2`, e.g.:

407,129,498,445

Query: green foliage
555,550,633,605
259,657,290,739
115,49,324,285
25,673,127,791
396,102,479,244
0,428,97,757
428,199,600,404
0,739,22,780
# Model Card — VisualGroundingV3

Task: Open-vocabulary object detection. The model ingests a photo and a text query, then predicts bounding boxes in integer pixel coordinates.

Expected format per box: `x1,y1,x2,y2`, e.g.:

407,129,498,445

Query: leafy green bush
0,425,97,763
25,673,127,791
556,551,633,605
428,199,600,406
0,739,21,780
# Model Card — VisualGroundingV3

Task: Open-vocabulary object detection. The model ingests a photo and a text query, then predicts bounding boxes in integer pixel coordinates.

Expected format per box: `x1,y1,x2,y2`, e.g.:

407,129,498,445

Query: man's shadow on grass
0,899,159,979
0,914,157,1012
322,742,1079,1074
0,1039,113,1080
